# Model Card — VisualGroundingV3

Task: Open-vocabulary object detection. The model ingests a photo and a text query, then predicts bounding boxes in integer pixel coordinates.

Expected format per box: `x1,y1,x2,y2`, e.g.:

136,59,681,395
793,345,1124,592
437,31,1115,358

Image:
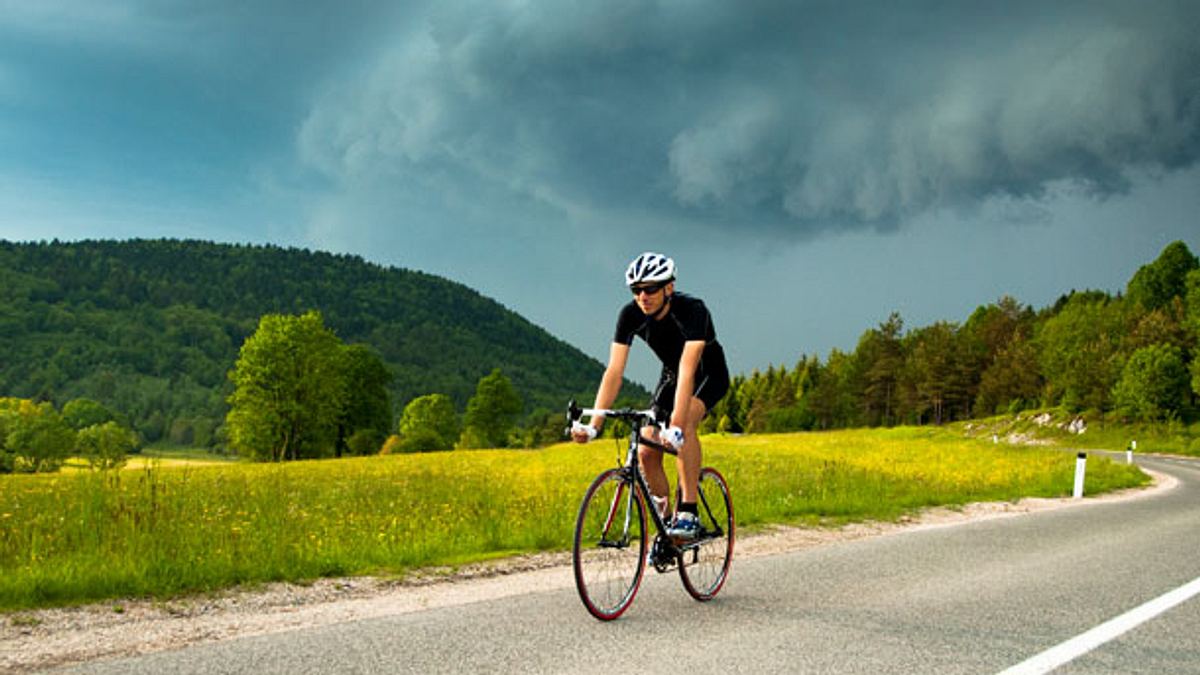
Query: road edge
1,466,1176,673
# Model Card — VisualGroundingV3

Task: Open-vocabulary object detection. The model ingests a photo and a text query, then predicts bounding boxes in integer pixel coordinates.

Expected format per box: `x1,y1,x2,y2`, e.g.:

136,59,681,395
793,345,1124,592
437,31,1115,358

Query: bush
62,399,118,430
380,429,447,454
345,429,385,456
378,435,404,455
403,428,451,453
397,394,459,452
77,421,138,471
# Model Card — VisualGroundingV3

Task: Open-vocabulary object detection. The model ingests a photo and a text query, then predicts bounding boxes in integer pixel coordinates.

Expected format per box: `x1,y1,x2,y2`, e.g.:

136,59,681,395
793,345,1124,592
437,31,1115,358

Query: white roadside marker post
1073,452,1087,499
1127,440,1135,465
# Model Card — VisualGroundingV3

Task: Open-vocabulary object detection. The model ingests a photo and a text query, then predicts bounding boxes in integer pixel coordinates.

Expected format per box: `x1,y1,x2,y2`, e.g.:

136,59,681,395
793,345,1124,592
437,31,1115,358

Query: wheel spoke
573,470,647,620
678,467,734,601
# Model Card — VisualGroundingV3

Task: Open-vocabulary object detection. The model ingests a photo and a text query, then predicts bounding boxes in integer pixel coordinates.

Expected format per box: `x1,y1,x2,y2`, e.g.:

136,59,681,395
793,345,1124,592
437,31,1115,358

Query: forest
2,238,1197,459
0,239,640,448
703,241,1200,435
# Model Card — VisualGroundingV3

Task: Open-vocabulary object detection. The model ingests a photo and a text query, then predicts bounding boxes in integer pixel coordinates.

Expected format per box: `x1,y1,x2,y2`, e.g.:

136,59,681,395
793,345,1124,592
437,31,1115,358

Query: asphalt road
60,454,1200,675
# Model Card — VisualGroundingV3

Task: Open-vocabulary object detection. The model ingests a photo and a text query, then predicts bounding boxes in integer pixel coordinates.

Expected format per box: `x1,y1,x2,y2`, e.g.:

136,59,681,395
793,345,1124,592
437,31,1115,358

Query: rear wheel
678,467,734,601
573,468,647,620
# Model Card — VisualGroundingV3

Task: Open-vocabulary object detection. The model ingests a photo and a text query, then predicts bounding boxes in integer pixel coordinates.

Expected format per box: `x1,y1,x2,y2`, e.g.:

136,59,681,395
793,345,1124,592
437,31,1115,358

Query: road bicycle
567,400,734,621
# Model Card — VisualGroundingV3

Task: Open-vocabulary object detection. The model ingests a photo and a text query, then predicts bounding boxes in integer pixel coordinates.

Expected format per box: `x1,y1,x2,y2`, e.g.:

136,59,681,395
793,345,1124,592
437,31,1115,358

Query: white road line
998,575,1200,675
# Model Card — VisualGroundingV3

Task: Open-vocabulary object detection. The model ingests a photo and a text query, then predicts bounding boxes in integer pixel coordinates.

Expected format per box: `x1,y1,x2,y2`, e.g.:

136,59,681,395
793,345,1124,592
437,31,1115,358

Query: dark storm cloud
0,1,417,195
292,1,1199,235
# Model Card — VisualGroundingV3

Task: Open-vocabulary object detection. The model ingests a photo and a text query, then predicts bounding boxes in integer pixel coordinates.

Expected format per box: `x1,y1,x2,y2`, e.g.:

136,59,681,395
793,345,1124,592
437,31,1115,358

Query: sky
1,1,1198,386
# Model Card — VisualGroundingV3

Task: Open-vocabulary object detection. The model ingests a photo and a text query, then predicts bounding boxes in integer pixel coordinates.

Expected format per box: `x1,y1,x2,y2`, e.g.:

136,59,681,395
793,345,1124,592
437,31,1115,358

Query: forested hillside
707,241,1200,433
0,239,635,445
6,238,1196,451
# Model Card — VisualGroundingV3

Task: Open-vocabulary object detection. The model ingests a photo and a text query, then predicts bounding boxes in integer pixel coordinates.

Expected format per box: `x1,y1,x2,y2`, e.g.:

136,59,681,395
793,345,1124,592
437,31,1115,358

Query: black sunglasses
630,283,666,296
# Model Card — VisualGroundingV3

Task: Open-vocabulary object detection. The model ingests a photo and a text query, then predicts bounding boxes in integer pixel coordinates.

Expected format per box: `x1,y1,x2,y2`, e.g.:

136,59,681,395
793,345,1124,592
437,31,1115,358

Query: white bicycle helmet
624,252,676,287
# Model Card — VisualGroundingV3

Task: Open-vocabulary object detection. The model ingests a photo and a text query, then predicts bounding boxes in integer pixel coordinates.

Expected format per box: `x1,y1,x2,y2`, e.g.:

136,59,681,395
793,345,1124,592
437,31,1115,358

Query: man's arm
592,342,631,425
671,340,706,428
572,342,630,442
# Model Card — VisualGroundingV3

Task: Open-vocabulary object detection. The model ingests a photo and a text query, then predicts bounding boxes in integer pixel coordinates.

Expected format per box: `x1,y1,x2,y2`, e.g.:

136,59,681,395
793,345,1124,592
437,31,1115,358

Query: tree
226,311,348,461
1112,344,1189,421
1185,269,1200,399
1126,241,1199,312
744,365,787,432
1126,300,1189,352
806,349,861,429
905,322,967,425
0,398,21,473
960,296,1035,412
1186,268,1200,340
77,421,138,470
1034,293,1126,411
397,393,460,452
516,408,571,448
974,334,1043,415
336,344,394,456
858,313,904,426
2,399,76,473
62,398,119,430
963,296,1033,357
460,369,523,448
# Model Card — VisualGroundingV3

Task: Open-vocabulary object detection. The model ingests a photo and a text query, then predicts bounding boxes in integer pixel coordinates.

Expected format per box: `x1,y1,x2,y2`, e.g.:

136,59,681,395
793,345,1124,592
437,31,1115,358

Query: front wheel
573,468,648,620
679,467,734,601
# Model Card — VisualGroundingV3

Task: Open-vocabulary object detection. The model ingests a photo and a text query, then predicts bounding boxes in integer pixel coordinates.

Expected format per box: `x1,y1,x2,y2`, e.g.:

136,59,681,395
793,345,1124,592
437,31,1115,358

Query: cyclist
571,252,729,540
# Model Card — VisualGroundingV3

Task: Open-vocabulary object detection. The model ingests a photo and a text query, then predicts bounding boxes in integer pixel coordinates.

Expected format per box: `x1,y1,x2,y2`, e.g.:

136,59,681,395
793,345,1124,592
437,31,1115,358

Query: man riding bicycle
571,252,730,540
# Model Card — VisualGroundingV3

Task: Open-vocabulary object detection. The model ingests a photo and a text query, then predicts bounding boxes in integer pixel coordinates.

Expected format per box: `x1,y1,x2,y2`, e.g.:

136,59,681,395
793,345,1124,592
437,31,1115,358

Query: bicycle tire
678,467,734,601
572,468,648,620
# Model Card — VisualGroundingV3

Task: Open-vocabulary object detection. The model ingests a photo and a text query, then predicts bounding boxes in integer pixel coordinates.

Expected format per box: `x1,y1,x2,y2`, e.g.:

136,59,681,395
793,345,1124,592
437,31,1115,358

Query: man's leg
675,396,707,504
638,427,670,506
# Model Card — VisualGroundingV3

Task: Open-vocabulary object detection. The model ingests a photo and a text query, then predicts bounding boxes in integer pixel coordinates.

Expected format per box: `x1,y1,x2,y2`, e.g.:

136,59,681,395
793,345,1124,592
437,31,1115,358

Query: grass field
61,451,238,473
0,427,1148,611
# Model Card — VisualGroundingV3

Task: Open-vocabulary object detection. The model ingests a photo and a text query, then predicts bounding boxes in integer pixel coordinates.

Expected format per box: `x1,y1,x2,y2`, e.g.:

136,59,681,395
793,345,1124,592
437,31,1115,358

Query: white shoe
666,512,700,540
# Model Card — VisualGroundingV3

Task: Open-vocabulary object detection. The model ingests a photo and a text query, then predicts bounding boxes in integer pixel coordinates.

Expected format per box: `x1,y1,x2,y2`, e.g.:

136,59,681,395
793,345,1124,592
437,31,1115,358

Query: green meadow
0,427,1147,611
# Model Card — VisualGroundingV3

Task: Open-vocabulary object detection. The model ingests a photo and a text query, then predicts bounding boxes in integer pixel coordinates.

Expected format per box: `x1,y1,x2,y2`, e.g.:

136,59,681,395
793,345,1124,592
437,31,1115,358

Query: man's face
631,281,673,316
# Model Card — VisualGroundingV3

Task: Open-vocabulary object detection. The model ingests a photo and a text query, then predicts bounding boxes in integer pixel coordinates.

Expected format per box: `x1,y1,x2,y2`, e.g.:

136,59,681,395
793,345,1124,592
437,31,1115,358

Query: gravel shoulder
2,468,1173,674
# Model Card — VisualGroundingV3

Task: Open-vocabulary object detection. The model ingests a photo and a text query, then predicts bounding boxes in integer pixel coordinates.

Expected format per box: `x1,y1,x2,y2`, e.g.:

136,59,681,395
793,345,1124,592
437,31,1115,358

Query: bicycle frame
568,401,723,550
570,399,734,619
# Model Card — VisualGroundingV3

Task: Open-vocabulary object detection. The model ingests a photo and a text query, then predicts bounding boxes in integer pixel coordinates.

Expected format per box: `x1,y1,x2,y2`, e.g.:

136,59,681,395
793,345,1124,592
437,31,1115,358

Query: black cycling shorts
651,355,730,421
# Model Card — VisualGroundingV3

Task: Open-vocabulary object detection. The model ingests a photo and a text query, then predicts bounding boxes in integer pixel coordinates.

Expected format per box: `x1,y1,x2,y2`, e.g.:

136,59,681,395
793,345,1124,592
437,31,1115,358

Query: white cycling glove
571,421,598,442
664,425,685,450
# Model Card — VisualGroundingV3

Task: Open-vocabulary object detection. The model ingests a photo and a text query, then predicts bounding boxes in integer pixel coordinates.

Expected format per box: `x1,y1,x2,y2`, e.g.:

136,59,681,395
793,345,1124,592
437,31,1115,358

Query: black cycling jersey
613,292,730,414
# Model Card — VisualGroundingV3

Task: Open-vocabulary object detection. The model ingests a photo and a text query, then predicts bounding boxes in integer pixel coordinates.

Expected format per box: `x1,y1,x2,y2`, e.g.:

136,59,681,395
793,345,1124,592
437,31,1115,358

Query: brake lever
564,399,582,437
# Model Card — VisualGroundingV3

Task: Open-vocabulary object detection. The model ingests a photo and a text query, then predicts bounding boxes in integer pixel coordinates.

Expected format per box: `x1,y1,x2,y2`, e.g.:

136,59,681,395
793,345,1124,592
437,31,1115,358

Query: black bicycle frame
568,400,722,545
628,419,725,548
629,419,674,536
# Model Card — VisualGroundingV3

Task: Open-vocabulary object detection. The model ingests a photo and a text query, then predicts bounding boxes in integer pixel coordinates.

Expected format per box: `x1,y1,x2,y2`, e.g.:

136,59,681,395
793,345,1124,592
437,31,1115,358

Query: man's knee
682,397,707,431
638,433,663,462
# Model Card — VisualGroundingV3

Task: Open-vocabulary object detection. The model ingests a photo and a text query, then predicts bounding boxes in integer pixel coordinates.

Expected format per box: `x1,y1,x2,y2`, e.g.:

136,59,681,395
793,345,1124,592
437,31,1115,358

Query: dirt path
1,470,1172,674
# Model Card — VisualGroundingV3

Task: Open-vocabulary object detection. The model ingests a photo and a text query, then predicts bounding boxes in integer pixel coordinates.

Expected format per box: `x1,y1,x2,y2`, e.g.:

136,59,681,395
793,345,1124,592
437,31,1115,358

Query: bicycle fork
599,469,639,549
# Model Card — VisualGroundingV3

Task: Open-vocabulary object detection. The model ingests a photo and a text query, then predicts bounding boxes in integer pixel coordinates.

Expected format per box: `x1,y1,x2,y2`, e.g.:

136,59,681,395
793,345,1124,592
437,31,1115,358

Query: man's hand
571,421,598,443
664,425,685,450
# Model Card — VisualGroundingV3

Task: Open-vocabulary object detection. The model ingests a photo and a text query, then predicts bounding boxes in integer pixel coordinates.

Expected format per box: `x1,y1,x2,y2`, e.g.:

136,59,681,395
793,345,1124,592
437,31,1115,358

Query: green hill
0,239,640,444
